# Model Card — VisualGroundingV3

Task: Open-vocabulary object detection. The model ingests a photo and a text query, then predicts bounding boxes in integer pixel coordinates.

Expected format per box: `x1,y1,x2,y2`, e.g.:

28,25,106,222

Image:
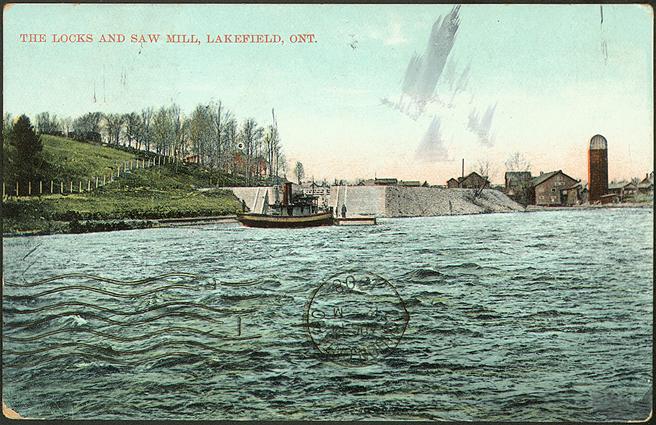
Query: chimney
282,182,293,205
461,158,464,179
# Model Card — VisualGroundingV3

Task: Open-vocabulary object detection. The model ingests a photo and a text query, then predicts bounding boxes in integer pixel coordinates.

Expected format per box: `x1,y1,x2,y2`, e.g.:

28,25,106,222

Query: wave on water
3,272,263,373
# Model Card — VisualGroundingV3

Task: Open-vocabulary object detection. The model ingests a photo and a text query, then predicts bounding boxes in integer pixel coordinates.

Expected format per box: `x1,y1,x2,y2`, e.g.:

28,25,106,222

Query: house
531,170,579,206
608,181,637,200
504,171,533,204
638,172,654,195
302,181,330,197
459,172,489,189
231,152,268,177
446,178,459,188
564,182,582,206
446,172,490,189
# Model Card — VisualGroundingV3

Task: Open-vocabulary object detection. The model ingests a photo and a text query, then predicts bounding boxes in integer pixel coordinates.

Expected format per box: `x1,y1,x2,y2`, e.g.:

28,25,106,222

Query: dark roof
447,177,458,182
531,170,577,187
609,181,636,190
460,171,488,182
531,171,560,186
375,178,398,184
399,180,421,186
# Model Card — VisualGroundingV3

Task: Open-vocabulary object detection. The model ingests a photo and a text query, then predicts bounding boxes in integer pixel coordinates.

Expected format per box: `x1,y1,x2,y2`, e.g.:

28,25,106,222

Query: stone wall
225,185,524,217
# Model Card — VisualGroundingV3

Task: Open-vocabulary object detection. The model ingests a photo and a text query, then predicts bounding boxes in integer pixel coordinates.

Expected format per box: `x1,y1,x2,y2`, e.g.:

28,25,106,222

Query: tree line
4,101,289,185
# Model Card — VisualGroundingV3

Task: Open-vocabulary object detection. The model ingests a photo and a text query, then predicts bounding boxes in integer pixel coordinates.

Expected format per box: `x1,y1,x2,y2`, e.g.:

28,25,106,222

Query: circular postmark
304,271,409,366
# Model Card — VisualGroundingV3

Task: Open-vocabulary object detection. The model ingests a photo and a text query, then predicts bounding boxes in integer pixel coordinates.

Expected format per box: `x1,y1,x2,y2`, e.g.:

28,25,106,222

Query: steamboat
237,182,334,228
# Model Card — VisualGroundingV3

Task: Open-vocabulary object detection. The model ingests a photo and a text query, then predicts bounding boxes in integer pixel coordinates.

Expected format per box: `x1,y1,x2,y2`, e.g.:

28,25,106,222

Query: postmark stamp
304,270,410,366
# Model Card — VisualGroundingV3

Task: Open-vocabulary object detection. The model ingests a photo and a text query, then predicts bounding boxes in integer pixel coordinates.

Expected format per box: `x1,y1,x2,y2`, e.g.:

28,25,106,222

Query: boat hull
237,212,334,228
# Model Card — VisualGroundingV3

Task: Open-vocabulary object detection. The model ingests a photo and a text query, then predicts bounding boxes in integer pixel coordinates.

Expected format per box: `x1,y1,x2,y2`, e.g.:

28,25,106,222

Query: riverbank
526,202,653,212
3,215,239,237
2,166,243,237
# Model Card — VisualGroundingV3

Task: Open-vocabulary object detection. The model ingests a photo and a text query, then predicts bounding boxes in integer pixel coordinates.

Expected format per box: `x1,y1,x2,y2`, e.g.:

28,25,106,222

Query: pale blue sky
3,4,653,183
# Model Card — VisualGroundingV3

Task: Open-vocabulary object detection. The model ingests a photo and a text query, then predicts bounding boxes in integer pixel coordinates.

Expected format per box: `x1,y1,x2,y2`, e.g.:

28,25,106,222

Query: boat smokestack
283,182,293,205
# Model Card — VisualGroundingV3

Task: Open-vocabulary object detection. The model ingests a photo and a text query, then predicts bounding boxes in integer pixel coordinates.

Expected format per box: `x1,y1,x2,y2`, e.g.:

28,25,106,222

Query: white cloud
384,21,408,46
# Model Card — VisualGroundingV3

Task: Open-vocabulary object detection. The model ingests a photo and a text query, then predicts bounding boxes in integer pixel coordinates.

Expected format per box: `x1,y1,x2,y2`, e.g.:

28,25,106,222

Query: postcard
2,3,653,421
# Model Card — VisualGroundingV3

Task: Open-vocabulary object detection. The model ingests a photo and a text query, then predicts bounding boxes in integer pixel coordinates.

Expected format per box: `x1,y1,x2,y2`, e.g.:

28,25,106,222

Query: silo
588,134,608,202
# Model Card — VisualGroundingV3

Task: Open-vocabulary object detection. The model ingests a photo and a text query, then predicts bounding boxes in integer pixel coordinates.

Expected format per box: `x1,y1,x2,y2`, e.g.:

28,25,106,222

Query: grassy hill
2,136,262,235
3,135,137,185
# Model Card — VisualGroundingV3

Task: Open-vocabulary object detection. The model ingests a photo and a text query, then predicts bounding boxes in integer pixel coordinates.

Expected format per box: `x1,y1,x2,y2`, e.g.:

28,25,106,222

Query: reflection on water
2,208,653,420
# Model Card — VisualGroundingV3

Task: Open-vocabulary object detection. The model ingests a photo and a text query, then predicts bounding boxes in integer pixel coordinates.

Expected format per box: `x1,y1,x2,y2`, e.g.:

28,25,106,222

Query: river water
2,208,653,420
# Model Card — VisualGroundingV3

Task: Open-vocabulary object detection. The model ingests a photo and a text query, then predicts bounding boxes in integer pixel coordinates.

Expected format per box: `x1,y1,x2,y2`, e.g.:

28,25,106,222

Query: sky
3,4,653,184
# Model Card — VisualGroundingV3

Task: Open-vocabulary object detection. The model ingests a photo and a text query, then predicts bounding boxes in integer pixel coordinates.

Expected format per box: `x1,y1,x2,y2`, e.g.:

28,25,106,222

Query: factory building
588,134,609,203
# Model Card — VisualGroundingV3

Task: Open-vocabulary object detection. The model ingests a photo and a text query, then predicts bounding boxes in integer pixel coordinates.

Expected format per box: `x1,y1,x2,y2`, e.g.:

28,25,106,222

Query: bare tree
239,118,263,184
294,161,305,184
504,152,531,172
152,106,174,156
104,113,124,145
140,107,154,152
124,112,142,149
60,117,73,137
473,159,494,197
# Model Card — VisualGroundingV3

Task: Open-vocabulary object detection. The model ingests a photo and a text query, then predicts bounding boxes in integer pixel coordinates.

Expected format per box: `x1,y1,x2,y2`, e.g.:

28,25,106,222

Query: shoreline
526,202,653,212
2,202,652,238
2,215,239,238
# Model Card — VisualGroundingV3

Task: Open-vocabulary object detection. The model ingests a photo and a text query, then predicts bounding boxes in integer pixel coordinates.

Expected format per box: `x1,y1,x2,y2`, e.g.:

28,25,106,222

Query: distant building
532,170,579,206
599,193,620,205
302,181,330,197
446,178,459,188
588,134,609,203
504,171,533,204
398,180,421,187
459,172,489,189
374,178,398,186
446,172,489,189
638,172,654,195
564,182,582,206
608,181,637,200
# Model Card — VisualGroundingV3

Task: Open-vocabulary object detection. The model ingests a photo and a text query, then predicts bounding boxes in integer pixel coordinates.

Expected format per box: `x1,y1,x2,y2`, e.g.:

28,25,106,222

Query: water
2,208,652,420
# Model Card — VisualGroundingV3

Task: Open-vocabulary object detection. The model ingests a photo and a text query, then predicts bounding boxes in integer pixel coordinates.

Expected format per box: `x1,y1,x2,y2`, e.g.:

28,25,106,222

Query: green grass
2,135,281,234
3,135,137,185
3,166,243,234
40,135,137,182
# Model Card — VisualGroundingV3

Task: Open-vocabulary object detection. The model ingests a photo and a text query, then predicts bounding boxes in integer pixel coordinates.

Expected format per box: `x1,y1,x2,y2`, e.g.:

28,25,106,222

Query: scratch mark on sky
415,116,451,162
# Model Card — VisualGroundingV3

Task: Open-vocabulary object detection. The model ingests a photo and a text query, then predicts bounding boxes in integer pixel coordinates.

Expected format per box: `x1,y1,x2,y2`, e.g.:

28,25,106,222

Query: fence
3,155,177,199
